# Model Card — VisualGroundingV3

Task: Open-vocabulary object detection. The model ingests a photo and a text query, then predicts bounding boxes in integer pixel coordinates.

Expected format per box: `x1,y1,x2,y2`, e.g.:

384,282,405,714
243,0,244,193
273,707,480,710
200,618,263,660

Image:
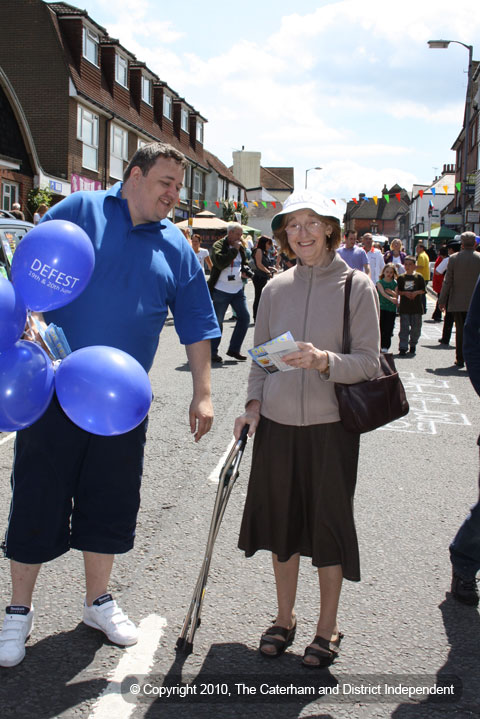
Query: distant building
409,165,456,246
343,184,410,244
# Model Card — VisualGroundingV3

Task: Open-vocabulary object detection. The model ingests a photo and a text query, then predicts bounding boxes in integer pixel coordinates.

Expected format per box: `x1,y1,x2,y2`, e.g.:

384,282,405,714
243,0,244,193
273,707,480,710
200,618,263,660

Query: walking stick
176,424,249,655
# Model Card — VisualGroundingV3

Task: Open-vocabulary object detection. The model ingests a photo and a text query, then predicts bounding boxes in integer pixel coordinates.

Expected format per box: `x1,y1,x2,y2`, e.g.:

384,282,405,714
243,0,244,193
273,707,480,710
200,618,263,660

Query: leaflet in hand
248,331,299,374
31,316,72,360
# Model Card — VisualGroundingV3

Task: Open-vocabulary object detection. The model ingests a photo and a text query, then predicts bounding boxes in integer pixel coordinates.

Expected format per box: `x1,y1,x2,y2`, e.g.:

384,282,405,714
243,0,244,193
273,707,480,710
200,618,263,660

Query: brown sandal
259,620,297,658
302,632,344,668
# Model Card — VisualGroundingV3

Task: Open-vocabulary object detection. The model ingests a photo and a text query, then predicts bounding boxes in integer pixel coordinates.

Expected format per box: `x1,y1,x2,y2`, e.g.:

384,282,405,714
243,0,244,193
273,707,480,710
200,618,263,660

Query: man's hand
189,395,214,442
186,340,214,442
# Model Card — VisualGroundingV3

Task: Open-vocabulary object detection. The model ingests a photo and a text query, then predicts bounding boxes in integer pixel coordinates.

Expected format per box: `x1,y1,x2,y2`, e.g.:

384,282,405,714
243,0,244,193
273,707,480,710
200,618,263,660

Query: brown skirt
238,416,361,581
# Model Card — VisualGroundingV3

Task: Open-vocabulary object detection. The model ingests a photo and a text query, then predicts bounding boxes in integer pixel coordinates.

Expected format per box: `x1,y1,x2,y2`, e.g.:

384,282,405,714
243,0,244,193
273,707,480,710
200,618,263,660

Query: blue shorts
4,396,148,564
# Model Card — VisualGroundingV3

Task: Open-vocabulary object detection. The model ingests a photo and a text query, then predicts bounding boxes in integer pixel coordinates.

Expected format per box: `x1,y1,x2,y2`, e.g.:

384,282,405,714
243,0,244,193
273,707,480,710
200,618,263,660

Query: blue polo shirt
42,183,220,372
337,245,369,271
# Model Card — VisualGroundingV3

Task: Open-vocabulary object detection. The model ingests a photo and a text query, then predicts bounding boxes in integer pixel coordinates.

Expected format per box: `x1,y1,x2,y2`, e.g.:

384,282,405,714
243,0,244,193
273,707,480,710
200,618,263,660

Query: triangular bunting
395,193,401,202
384,194,390,203
261,201,267,208
215,201,220,208
373,196,378,205
431,187,436,196
253,201,258,207
234,202,237,209
419,190,424,198
443,185,449,194
243,202,248,208
203,200,208,208
331,199,336,205
272,202,276,208
456,182,461,192
352,198,358,204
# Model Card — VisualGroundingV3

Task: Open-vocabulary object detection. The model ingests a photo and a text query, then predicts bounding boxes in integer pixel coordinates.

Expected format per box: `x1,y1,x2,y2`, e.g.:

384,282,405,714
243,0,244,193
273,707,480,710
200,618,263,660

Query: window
137,138,149,149
181,107,189,132
193,169,203,200
83,27,99,66
1,181,19,210
196,121,204,143
110,124,128,180
115,54,128,87
163,93,172,120
179,165,191,202
77,105,99,171
141,76,152,105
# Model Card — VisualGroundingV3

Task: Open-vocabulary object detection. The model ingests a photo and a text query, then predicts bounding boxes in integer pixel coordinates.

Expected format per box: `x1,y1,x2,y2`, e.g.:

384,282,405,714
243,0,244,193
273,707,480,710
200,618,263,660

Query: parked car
0,215,34,278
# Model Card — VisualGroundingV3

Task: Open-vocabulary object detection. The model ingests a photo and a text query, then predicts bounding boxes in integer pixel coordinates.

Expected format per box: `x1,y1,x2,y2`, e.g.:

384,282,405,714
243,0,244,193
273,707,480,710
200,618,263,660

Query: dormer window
83,27,99,66
196,120,204,143
142,76,152,105
163,93,172,120
115,54,128,87
181,107,189,132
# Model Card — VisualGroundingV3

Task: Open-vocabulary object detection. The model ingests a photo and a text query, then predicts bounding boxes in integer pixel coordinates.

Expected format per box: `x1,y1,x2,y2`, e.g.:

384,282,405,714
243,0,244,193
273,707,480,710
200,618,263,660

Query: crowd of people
1,148,479,673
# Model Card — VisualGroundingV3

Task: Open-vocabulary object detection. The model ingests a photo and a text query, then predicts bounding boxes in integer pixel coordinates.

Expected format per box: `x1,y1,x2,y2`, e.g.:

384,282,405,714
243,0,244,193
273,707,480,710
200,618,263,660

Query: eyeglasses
285,220,323,236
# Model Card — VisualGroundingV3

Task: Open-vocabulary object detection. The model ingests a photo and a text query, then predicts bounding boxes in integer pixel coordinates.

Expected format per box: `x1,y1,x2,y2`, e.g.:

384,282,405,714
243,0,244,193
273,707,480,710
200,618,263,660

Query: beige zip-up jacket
246,252,380,426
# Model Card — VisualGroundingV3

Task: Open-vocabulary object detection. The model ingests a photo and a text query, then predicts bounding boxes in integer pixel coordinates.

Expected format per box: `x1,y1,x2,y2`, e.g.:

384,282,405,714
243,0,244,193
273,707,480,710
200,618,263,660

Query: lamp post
305,166,322,189
428,39,474,230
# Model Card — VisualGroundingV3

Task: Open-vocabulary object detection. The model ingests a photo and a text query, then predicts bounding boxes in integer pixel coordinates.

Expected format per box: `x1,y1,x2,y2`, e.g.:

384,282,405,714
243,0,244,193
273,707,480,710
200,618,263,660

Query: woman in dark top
252,236,275,321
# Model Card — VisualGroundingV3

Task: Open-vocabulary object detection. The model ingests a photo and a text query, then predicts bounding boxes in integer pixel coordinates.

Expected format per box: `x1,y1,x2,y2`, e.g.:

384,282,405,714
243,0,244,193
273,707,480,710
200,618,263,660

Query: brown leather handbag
334,270,409,433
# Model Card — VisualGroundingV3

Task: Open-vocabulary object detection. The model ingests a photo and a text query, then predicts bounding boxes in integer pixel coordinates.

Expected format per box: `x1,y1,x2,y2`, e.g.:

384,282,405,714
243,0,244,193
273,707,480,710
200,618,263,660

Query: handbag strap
342,269,355,355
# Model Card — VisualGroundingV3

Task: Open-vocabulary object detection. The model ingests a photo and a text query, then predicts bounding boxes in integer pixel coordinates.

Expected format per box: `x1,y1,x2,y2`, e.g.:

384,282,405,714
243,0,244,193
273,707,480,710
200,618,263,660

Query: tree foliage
222,199,248,225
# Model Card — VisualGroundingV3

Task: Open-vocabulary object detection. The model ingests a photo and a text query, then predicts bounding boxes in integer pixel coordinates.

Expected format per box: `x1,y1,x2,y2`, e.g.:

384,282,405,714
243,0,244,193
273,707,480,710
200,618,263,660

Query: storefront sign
71,174,102,193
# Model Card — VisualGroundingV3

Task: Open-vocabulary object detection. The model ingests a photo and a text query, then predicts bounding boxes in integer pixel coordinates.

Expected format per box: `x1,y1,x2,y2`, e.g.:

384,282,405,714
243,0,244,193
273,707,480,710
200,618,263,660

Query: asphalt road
1,286,479,719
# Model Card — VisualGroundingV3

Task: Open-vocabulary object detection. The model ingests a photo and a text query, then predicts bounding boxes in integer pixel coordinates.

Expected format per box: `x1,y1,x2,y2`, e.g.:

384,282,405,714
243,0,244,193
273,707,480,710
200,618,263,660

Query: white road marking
208,437,235,482
87,614,167,719
0,432,15,446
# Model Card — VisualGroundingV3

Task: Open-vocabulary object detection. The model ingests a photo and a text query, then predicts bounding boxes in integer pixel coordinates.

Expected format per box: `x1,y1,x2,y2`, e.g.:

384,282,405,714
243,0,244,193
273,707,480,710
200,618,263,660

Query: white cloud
76,0,480,201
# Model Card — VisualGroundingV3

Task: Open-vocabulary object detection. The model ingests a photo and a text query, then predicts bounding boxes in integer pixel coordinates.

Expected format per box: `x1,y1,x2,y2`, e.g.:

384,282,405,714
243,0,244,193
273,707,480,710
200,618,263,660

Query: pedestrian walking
251,235,275,322
234,190,380,668
439,232,480,368
449,276,480,607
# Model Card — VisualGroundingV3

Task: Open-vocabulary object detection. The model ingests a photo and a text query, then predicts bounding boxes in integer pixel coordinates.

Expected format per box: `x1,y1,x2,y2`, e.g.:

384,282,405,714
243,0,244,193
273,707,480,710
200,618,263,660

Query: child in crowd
376,263,398,352
396,256,425,356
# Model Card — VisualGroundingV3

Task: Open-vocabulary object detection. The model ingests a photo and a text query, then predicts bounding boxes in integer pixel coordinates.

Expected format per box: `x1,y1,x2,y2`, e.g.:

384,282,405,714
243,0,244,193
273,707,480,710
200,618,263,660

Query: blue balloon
55,346,152,436
0,341,55,431
0,277,27,351
11,219,95,311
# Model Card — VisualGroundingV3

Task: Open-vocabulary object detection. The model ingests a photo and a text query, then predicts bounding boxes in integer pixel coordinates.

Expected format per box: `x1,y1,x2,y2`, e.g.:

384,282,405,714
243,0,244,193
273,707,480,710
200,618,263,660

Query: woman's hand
234,400,261,439
282,341,328,372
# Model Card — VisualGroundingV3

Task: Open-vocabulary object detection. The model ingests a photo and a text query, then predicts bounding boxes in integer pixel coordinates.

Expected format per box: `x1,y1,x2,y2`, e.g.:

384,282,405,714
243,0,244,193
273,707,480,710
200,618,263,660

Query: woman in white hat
234,190,380,667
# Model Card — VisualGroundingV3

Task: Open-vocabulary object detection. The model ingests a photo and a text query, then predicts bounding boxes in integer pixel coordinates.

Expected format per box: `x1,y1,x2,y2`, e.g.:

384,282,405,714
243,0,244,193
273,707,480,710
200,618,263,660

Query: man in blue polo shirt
0,143,220,668
337,230,371,275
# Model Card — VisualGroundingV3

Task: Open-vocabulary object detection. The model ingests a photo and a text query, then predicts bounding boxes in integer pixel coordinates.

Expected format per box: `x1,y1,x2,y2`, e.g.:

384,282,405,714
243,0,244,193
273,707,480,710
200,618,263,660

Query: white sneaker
0,605,34,667
83,594,138,646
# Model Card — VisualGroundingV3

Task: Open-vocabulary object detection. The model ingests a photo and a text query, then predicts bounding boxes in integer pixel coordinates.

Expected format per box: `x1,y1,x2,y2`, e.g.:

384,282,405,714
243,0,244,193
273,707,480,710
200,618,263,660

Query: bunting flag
186,183,462,214
429,200,434,208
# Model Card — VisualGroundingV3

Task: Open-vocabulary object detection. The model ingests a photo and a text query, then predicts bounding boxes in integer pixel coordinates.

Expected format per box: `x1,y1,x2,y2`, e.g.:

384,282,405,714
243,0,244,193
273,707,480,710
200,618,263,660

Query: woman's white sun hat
271,190,342,232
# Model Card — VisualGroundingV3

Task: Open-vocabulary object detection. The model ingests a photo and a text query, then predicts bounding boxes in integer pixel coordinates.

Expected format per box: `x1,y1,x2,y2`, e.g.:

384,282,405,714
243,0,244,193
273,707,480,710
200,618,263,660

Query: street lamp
305,166,322,189
428,39,474,230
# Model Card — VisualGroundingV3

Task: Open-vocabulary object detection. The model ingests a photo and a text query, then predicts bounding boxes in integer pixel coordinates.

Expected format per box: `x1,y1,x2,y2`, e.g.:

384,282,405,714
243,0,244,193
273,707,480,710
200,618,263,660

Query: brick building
343,184,410,243
0,0,241,221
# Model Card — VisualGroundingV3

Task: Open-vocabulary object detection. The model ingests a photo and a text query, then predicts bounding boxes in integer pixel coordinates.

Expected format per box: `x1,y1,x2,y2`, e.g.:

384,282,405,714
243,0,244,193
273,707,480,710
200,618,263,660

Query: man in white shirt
208,223,251,363
362,233,385,284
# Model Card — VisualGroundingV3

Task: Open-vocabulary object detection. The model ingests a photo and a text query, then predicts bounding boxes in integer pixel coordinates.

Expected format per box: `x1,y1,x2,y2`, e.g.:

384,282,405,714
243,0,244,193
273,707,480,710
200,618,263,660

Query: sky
71,0,479,206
